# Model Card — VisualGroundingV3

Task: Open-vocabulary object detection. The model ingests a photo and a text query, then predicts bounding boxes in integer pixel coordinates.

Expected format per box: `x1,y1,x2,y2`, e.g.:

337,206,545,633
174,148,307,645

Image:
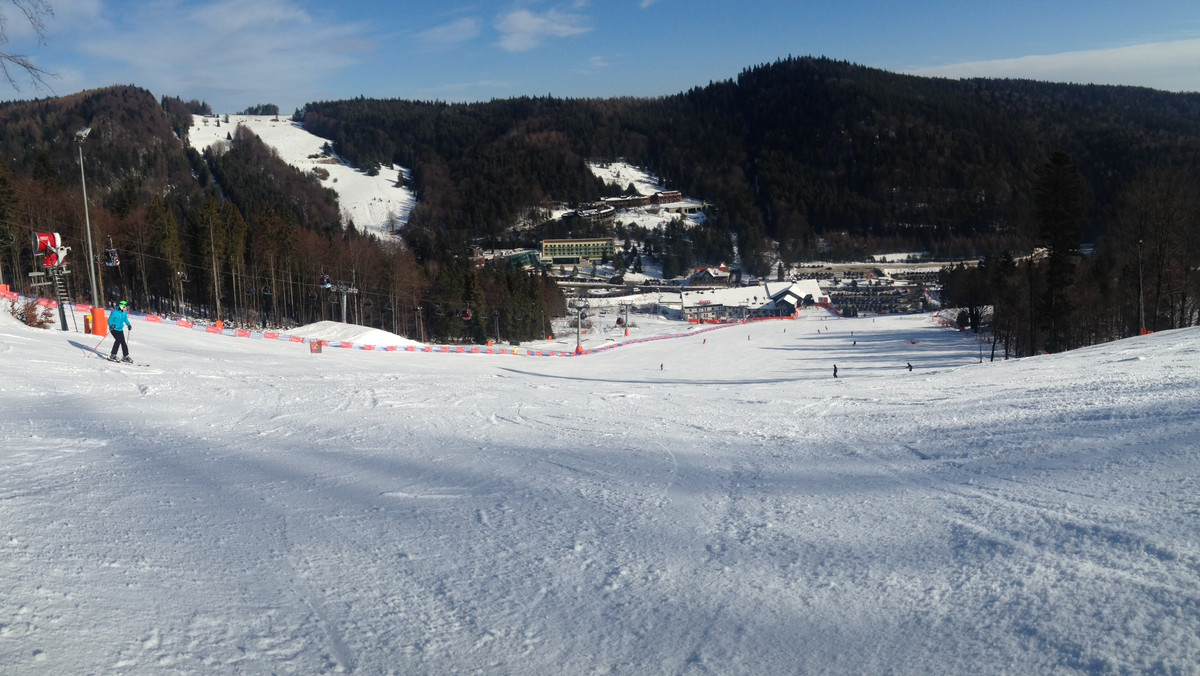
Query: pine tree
1034,151,1085,353
0,158,18,288
197,196,225,317
147,196,185,313
222,201,250,325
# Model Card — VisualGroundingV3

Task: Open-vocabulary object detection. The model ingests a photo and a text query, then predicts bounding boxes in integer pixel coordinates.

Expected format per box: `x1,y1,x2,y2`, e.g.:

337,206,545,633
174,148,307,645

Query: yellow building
541,238,615,264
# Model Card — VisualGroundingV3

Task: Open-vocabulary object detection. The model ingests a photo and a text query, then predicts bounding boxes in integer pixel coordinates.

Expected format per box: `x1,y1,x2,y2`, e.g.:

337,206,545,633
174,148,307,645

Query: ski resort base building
672,280,827,322
541,238,616,265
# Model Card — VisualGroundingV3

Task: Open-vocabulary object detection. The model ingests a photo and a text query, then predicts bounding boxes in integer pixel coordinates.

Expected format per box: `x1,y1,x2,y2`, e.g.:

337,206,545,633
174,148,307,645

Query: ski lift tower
574,302,589,355
333,278,358,323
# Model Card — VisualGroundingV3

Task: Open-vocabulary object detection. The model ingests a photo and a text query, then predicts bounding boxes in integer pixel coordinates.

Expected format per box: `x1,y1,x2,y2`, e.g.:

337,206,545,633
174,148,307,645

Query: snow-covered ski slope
2,308,1199,674
188,117,700,242
188,115,417,239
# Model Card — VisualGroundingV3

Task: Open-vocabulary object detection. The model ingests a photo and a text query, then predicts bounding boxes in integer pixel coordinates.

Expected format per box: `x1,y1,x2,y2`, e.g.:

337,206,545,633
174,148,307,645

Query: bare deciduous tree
1,0,55,90
1116,167,1200,333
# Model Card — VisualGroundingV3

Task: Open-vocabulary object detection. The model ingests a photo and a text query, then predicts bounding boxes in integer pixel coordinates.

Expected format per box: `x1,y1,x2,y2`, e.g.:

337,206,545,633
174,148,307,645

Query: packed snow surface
285,320,424,349
2,307,1199,674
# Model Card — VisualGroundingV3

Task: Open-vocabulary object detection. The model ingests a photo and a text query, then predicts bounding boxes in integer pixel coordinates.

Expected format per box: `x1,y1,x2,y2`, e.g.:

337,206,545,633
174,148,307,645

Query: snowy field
588,160,668,197
2,306,1199,674
188,115,417,239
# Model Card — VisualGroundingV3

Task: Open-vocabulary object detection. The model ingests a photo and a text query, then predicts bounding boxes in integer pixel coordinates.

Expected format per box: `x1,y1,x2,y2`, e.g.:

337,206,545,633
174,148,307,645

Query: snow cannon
33,232,69,268
33,232,61,254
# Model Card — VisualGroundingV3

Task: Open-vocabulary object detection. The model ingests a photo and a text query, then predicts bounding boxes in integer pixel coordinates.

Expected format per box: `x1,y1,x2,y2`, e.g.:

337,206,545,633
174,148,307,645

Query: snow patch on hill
289,320,424,348
586,160,708,234
588,159,668,196
188,114,416,239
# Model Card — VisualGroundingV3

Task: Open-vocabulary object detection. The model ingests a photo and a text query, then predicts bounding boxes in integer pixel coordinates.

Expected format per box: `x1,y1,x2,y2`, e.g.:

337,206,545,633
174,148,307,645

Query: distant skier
907,362,913,372
833,364,838,378
660,363,663,371
108,300,133,362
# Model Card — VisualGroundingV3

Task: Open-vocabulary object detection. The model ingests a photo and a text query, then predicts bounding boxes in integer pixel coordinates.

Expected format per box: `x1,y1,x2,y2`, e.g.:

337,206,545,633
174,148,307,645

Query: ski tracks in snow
834,385,1200,672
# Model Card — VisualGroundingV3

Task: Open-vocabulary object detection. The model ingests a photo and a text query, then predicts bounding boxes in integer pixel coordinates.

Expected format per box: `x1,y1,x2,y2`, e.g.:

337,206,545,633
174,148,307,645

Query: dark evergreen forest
300,57,1200,269
1,57,1198,351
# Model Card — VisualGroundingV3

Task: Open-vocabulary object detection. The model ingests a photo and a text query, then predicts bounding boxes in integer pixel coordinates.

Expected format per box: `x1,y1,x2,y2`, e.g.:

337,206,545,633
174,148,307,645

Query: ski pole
87,333,106,357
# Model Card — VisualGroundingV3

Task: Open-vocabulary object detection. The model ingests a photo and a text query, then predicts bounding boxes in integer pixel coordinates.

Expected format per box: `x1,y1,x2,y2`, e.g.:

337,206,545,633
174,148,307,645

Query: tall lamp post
76,127,106,335
1137,238,1146,335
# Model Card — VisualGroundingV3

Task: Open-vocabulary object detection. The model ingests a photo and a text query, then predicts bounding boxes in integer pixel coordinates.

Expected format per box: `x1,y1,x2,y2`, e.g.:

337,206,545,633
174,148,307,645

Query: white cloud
568,54,611,77
417,16,482,50
4,0,96,42
186,0,312,34
911,38,1200,93
494,7,590,52
638,0,661,8
73,0,371,111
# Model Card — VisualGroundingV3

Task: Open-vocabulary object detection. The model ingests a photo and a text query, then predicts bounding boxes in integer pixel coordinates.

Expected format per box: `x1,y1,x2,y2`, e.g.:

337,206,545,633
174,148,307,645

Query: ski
91,351,149,367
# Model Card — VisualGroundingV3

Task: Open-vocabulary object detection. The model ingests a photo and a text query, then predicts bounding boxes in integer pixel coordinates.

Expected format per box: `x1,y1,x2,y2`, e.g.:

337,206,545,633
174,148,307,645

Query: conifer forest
1,57,1198,351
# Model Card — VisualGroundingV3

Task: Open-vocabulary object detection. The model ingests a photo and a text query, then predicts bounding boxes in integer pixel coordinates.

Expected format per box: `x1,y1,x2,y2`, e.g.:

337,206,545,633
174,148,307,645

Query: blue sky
4,0,1200,113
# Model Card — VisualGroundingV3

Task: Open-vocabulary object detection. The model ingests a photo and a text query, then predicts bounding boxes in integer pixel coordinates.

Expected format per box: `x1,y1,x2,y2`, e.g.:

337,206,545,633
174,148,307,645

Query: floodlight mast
76,127,100,308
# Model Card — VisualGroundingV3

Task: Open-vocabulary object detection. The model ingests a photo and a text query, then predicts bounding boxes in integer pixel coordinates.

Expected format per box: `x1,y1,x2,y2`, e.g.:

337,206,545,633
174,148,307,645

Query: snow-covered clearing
188,115,417,239
588,160,708,234
2,306,1199,674
186,124,698,248
588,159,667,197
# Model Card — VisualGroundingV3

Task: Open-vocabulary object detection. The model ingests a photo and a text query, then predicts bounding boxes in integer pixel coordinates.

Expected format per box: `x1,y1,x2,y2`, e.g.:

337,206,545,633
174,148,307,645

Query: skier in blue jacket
107,300,133,362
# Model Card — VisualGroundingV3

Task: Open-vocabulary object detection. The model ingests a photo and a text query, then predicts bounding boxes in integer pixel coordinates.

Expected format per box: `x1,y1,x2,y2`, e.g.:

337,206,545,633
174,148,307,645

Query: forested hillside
2,57,1198,350
302,56,1200,269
